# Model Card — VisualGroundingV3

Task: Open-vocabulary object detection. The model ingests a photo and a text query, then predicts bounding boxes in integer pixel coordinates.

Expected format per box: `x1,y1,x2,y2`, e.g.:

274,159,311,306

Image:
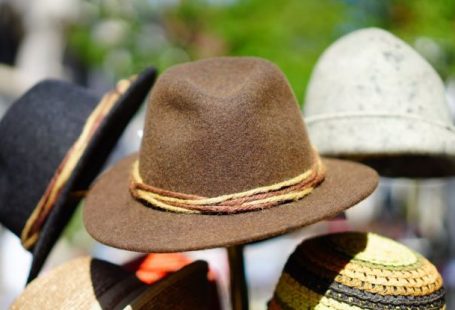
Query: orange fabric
124,253,191,285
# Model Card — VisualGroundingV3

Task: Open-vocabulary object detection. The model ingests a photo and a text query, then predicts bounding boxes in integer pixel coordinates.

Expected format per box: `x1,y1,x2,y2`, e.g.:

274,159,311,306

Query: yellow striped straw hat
269,232,445,310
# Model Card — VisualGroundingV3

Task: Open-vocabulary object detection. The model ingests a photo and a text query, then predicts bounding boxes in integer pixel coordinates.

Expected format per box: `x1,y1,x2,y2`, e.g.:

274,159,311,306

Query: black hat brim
27,68,157,283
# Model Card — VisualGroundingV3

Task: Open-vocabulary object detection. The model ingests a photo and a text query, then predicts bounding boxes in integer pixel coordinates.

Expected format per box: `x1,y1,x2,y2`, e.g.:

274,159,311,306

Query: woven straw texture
11,257,211,310
270,232,445,310
10,257,142,309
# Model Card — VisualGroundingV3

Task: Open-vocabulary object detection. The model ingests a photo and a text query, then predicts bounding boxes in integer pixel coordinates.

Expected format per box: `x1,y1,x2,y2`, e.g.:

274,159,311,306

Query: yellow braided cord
129,154,325,214
243,188,313,206
132,161,317,205
132,191,198,214
20,77,135,249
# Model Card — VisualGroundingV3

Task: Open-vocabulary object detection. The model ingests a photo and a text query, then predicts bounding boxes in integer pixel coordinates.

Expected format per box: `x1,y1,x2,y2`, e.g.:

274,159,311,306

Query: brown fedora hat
83,57,378,252
11,257,211,309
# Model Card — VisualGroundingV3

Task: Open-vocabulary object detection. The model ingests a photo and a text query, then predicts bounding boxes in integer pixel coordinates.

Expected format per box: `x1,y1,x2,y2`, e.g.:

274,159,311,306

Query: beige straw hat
11,257,210,309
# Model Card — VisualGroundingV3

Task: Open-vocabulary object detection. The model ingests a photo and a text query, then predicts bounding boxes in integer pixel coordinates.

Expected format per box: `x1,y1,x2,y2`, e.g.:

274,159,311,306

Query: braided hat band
129,150,325,214
270,232,445,310
20,77,136,249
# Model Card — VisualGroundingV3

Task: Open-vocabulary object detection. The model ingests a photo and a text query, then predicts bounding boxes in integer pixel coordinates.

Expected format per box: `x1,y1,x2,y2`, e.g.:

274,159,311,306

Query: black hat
0,67,157,283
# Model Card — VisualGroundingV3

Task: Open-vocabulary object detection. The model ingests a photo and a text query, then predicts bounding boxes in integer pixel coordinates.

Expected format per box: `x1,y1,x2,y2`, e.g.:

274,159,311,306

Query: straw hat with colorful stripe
269,232,445,309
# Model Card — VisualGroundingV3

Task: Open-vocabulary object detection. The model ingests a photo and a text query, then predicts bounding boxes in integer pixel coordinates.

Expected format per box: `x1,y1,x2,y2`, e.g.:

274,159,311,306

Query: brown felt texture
84,154,377,252
83,57,378,251
139,57,313,196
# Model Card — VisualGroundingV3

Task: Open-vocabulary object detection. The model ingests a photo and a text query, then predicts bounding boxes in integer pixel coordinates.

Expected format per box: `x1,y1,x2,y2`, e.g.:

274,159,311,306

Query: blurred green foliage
69,0,455,105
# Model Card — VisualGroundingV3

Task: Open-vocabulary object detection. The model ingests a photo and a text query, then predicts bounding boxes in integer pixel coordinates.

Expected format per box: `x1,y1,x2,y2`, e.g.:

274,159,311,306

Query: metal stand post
227,245,249,310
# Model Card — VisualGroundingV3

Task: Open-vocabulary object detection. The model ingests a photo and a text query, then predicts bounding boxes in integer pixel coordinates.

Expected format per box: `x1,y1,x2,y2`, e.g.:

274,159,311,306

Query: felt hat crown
269,232,446,309
84,57,378,253
139,56,316,196
11,257,211,309
304,28,455,177
0,67,156,282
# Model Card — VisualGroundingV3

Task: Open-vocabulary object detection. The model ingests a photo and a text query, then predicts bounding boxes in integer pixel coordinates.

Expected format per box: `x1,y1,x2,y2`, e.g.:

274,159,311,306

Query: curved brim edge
83,154,378,252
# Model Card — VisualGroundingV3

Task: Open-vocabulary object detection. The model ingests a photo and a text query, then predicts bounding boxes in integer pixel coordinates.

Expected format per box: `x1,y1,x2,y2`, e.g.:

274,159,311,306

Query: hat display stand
228,245,249,310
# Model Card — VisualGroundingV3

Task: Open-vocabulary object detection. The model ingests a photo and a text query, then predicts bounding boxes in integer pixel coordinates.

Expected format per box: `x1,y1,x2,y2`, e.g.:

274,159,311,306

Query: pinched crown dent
138,57,315,197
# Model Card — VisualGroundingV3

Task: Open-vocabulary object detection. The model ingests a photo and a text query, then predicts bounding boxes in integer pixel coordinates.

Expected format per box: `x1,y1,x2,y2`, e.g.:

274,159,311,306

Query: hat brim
28,68,157,283
306,114,455,178
124,260,210,309
83,154,378,252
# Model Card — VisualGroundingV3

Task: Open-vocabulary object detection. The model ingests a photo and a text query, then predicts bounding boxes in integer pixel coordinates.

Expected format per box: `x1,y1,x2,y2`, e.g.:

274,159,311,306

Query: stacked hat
0,67,157,282
83,57,378,253
304,28,455,177
269,232,445,309
11,257,211,309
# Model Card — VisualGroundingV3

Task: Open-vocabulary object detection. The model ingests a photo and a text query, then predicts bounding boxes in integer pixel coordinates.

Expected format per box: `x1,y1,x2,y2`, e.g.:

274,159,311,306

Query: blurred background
1,0,455,309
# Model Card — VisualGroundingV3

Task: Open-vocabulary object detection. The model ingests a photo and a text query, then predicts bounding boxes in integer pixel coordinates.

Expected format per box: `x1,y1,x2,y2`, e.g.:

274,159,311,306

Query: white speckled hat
304,28,455,177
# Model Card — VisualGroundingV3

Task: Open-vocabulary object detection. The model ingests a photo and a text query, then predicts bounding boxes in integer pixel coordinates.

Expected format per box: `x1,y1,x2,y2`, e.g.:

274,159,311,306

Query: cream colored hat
11,257,210,310
304,28,455,177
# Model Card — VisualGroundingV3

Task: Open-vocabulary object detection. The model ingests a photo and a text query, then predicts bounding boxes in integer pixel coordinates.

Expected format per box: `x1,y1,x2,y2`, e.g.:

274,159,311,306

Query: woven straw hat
304,28,455,177
83,57,378,253
0,68,156,283
269,232,445,309
11,257,210,309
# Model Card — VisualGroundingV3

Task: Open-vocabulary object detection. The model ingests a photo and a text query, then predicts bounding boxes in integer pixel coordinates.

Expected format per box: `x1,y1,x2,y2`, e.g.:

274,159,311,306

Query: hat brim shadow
120,260,210,309
306,114,455,178
28,68,157,283
83,154,378,252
